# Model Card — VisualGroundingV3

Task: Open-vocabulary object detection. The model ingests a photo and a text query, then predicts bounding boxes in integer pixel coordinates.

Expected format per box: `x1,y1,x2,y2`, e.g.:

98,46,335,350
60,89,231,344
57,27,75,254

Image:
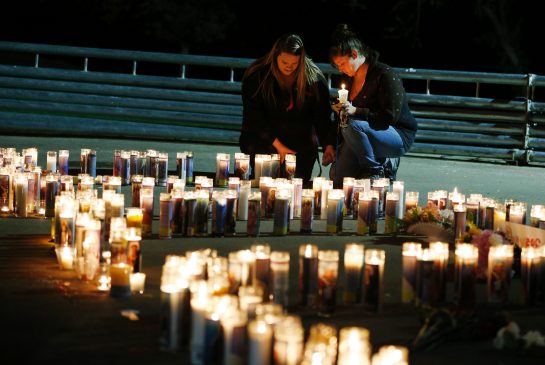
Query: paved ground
1,135,545,364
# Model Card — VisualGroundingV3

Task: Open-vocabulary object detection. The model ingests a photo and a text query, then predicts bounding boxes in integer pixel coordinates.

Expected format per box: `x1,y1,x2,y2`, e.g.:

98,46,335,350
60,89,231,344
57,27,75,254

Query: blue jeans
334,119,405,187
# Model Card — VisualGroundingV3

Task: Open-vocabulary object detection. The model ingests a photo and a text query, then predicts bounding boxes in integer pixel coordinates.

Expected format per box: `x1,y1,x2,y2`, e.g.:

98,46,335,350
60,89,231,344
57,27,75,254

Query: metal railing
1,41,544,164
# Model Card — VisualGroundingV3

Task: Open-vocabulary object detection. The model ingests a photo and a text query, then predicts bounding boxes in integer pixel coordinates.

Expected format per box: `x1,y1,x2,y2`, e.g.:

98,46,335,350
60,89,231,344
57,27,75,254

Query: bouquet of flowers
402,202,454,241
460,222,509,279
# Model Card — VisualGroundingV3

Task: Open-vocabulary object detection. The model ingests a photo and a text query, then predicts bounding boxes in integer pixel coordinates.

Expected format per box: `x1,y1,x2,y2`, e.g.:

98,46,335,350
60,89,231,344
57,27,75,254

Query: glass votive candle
343,243,364,305
364,248,385,312
317,250,339,317
130,272,146,294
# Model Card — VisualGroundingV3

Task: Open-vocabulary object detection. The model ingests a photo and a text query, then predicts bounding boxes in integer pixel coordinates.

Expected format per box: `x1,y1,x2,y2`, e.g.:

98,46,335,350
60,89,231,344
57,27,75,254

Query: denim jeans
333,119,405,187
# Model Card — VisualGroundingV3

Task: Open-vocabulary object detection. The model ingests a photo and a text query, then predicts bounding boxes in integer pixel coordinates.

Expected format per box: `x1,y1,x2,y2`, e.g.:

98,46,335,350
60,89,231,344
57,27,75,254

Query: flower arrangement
493,321,545,352
402,202,454,241
460,222,509,279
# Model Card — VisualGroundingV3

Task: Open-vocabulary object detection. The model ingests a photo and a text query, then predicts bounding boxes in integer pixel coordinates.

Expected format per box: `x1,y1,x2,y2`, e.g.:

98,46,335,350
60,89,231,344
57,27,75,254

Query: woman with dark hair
239,34,336,187
323,24,417,187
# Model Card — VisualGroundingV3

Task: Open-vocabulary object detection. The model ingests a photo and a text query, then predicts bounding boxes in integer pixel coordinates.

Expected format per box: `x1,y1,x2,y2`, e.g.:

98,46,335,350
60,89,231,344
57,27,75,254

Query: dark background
0,0,541,74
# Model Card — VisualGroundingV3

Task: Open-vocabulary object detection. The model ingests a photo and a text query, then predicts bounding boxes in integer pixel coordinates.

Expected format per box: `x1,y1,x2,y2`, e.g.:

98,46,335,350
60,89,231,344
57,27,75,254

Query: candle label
212,200,227,236
273,198,289,235
300,197,313,233
247,199,261,236
225,197,237,235
402,255,417,303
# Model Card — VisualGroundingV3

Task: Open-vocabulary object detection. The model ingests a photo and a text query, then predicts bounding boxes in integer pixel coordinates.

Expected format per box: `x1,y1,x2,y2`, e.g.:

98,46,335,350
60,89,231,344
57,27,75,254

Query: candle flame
341,83,345,90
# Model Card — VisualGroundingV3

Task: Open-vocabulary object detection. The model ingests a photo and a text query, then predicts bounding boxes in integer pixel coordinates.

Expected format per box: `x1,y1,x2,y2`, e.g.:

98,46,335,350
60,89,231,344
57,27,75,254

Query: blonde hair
243,34,323,108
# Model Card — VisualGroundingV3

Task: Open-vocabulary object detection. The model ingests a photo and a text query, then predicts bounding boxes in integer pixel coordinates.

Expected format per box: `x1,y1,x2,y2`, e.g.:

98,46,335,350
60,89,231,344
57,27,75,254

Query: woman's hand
272,138,296,163
341,101,356,115
321,145,336,166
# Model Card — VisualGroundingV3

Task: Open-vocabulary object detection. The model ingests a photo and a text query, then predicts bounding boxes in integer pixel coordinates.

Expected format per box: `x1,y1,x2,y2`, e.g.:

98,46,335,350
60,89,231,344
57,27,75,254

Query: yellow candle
110,263,132,297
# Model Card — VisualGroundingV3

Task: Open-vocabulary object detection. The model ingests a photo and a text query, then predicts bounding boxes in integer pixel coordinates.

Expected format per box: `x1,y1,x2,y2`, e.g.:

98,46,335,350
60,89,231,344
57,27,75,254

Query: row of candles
402,241,545,307
3,168,545,242
158,244,408,365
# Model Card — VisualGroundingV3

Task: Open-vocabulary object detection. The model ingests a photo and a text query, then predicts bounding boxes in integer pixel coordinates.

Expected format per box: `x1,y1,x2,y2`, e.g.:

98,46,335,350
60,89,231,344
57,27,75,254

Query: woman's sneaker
384,157,400,181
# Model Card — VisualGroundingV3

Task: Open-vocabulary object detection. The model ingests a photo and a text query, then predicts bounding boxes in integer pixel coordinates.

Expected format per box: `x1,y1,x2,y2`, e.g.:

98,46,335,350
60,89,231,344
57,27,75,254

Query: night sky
1,0,542,75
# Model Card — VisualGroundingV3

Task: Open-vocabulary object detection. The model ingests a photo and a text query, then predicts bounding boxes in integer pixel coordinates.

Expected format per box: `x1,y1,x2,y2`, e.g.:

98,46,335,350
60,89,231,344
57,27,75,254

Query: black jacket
349,50,417,151
239,67,335,155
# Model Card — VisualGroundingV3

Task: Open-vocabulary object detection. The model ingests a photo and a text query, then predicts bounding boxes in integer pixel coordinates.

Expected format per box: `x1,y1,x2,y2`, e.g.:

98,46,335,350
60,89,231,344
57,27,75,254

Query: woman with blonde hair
239,34,335,187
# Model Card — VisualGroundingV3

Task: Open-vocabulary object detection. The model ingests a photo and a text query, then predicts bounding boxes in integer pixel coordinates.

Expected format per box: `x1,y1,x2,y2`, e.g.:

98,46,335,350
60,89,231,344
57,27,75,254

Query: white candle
338,84,348,103
237,180,250,221
47,151,57,172
130,272,146,294
343,243,364,304
392,181,404,219
248,320,272,365
320,180,333,220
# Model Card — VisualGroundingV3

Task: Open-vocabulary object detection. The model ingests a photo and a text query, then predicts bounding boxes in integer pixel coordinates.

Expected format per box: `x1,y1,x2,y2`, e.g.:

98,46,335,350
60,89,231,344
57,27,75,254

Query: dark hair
329,24,368,64
243,34,323,108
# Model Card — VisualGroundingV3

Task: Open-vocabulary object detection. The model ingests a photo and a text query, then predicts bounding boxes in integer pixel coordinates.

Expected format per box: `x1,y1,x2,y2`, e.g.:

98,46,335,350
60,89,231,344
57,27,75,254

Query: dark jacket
349,50,417,151
239,67,335,155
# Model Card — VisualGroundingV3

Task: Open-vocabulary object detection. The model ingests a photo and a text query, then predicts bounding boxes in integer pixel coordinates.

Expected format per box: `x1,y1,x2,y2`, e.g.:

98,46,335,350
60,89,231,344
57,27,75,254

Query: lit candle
247,191,261,236
140,185,154,238
320,180,333,220
155,152,168,187
221,309,249,365
372,178,388,218
56,245,74,270
318,250,339,317
234,152,250,180
401,242,421,304
466,196,480,227
429,241,449,304
326,189,344,234
454,203,467,242
384,191,400,234
252,244,271,300
454,243,478,307
225,189,238,236
483,199,496,230
158,193,173,239
285,153,296,180
15,173,28,217
237,180,251,221
530,204,544,227
0,168,11,213
47,151,57,172
195,189,209,237
364,248,385,312
508,203,525,225
405,191,419,212
343,243,364,305
274,315,304,365
130,174,143,208
392,181,405,219
292,178,303,218
125,227,142,273
521,247,541,306
211,191,227,236
239,286,264,320
337,327,371,365
270,251,290,307
342,177,355,217
351,179,366,219
338,83,348,103
270,153,280,178
436,190,448,210
487,245,513,304
97,263,110,291
189,280,209,361
248,320,273,365
273,188,290,235
184,192,197,237
185,151,194,185
357,191,378,235
173,151,186,181
313,177,325,217
58,149,69,176
126,207,143,237
254,154,269,187
110,262,132,297
371,345,409,365
130,272,146,294
300,189,314,234
299,244,319,307
215,152,230,187
415,248,438,307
